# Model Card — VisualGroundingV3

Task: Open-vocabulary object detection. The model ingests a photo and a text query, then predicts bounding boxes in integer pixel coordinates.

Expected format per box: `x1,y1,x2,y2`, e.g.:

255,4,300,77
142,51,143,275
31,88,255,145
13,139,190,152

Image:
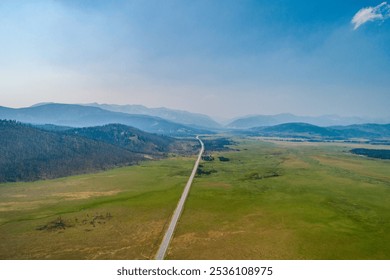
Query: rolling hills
0,120,196,182
244,122,390,141
64,124,174,154
0,103,211,136
227,113,389,129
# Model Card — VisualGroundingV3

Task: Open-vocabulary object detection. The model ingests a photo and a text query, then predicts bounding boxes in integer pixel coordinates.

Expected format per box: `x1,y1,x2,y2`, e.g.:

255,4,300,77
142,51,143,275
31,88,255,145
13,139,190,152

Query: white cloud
352,2,390,30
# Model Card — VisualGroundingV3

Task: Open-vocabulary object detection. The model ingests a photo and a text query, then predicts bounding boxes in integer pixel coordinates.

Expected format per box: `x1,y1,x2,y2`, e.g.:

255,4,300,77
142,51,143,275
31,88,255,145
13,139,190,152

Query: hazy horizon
3,101,390,124
1,1,390,119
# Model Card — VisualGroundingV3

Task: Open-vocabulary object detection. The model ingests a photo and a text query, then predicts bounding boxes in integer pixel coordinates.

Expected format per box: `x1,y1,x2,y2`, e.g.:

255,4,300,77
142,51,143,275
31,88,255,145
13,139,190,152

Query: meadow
168,138,390,259
0,157,195,259
1,138,390,260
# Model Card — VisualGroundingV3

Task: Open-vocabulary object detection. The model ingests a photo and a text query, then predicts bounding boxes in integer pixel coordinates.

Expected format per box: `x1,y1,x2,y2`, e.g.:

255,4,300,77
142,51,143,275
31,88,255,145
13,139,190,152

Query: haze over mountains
1,103,390,142
0,103,211,136
226,114,390,129
2,103,389,132
84,103,222,129
1,102,390,183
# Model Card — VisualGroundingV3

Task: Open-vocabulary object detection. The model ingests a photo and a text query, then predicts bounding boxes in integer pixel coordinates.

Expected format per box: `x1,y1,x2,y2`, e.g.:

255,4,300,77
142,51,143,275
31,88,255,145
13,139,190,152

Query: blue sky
1,0,389,119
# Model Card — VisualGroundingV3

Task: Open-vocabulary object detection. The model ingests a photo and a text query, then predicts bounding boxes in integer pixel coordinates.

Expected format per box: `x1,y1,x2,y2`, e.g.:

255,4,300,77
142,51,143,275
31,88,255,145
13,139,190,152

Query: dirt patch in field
174,230,245,246
52,190,121,200
9,194,28,198
312,155,390,181
0,201,40,212
0,191,121,212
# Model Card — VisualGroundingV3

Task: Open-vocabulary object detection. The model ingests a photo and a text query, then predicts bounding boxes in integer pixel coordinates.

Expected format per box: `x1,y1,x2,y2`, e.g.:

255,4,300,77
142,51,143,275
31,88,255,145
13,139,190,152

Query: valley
167,138,390,259
1,103,390,259
1,136,389,259
2,2,390,275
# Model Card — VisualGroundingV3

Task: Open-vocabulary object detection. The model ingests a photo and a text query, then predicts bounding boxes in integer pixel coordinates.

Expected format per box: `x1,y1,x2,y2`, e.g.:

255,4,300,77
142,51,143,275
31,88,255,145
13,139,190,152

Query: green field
168,139,390,259
1,138,390,259
0,157,195,259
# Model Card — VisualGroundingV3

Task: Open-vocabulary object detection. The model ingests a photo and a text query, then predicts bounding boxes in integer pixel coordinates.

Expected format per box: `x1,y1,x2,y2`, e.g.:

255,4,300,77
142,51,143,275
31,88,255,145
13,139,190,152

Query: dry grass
0,157,195,259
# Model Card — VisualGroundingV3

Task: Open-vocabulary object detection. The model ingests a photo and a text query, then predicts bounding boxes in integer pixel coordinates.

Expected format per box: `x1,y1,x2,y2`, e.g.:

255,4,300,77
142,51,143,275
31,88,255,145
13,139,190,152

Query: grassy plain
1,138,390,260
168,138,390,259
0,157,195,259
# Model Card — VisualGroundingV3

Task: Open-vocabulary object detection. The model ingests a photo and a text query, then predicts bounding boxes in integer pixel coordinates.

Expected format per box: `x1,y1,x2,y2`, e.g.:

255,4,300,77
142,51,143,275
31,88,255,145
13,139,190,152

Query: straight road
155,136,204,260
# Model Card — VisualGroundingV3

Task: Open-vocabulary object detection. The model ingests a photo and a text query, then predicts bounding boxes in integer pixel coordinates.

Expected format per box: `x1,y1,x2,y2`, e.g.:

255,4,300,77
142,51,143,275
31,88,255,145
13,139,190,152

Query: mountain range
84,103,222,129
226,113,390,129
0,103,211,136
1,103,390,141
7,103,390,131
1,103,389,182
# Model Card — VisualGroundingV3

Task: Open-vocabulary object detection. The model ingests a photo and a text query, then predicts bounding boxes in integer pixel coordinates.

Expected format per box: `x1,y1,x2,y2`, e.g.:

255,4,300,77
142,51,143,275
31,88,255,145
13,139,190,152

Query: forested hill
64,124,174,154
0,120,192,182
244,122,390,140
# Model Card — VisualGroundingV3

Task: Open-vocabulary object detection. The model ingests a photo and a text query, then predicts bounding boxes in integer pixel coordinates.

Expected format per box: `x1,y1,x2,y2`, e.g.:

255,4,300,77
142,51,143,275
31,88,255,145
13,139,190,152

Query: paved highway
155,136,204,260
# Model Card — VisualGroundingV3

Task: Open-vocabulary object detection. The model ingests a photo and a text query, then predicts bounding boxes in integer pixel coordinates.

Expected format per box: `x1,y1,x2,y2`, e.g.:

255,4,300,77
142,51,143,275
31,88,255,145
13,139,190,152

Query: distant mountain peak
30,102,55,107
0,103,212,136
84,103,222,129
